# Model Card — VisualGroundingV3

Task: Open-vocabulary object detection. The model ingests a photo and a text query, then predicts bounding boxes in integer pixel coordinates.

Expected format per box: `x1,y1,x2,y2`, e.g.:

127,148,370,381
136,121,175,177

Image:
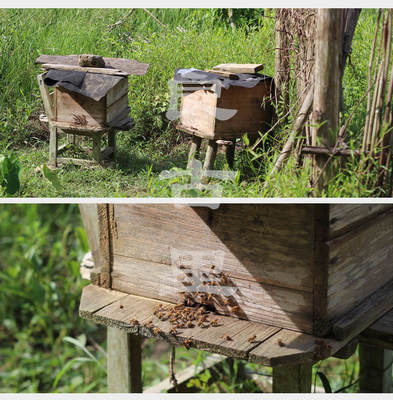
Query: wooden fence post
107,327,143,393
272,362,313,393
359,342,393,393
311,9,343,194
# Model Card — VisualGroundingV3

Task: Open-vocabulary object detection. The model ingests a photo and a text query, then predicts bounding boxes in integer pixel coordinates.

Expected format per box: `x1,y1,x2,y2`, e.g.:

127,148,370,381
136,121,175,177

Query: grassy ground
0,204,372,393
0,9,388,197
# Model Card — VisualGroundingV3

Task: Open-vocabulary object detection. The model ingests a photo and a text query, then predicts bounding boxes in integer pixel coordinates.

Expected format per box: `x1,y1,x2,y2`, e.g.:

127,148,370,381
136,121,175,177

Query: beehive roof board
173,68,272,90
43,69,124,102
213,63,264,74
35,54,149,75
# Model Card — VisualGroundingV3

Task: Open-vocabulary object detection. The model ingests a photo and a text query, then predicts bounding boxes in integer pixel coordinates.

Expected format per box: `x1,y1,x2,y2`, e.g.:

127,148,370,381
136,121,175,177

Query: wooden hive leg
107,327,143,393
92,134,103,163
272,362,313,393
108,129,116,159
203,139,218,172
225,141,236,169
359,343,393,393
187,136,202,168
49,124,58,167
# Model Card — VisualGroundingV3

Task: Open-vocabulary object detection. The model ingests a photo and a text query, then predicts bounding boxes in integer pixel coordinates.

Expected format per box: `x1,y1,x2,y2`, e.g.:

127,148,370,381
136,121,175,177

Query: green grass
0,8,389,197
1,204,385,393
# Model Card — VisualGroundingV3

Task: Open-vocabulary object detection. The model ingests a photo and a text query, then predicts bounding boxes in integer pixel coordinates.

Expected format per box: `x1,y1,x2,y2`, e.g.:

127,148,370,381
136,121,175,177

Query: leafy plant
0,151,21,196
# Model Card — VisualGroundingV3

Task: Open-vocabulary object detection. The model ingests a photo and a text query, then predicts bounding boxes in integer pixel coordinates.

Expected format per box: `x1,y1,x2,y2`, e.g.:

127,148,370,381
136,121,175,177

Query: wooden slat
329,204,393,239
79,285,352,367
106,78,128,107
213,63,264,74
332,279,393,340
42,63,129,76
36,54,149,75
361,308,393,350
113,204,315,292
106,94,129,124
326,210,393,320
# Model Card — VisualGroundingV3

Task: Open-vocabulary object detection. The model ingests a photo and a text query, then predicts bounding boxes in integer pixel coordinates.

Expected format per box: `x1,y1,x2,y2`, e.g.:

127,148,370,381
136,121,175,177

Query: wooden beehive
80,204,393,339
179,78,274,139
48,76,129,130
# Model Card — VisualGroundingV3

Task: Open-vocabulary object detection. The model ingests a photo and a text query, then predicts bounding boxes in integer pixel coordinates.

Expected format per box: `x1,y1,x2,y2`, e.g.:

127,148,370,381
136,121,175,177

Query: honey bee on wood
184,339,193,349
210,265,215,270
207,294,214,302
211,318,219,327
153,327,161,335
224,298,232,306
145,320,153,327
130,319,139,325
277,339,285,347
221,334,232,341
248,335,256,343
179,265,186,269
231,306,240,313
119,304,124,309
186,321,194,328
169,327,178,335
202,272,208,278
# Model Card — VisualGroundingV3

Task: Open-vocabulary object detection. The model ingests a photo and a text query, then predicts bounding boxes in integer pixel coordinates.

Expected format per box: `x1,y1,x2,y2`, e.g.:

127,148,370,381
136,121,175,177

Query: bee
186,298,194,307
153,327,161,335
210,265,215,270
207,294,214,301
184,339,192,350
221,334,232,341
130,319,139,325
157,312,164,319
186,321,194,328
145,320,153,326
211,318,218,327
169,327,178,335
248,335,256,343
202,272,208,278
179,265,186,270
185,272,193,277
231,306,240,313
277,339,285,347
119,304,124,309
224,298,232,306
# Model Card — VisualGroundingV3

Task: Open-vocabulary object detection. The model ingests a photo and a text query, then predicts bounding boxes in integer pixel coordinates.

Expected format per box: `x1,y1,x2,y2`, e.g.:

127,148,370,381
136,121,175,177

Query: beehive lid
36,54,149,75
213,63,263,74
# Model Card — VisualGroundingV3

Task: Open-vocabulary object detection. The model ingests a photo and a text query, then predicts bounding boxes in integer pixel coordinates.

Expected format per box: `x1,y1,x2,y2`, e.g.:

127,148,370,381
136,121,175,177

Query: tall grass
0,9,388,197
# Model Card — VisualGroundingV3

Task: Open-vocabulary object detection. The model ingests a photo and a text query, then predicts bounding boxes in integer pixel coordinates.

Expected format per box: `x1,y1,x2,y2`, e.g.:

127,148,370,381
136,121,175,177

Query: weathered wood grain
106,78,128,107
327,210,393,320
329,204,393,239
42,63,129,77
361,308,393,350
332,279,393,340
36,54,149,75
107,328,143,392
213,63,264,74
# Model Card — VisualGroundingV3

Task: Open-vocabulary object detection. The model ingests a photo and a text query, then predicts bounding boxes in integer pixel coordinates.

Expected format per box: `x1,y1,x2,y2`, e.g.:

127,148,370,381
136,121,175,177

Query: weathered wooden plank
272,362,312,393
79,285,351,367
327,210,393,320
359,343,393,393
37,73,54,120
111,255,314,333
329,204,393,239
79,284,128,316
106,78,128,107
106,94,129,124
55,88,106,129
36,55,149,75
213,63,264,74
332,279,393,340
112,204,315,292
42,63,129,76
361,308,393,350
107,328,143,393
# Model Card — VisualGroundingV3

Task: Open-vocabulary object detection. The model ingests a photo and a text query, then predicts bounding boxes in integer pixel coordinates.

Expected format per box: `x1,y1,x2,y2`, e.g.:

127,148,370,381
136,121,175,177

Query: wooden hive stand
36,55,149,167
177,63,274,172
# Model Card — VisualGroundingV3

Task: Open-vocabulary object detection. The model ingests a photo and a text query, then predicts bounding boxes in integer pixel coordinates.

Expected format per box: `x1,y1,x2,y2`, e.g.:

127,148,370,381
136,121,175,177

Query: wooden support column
272,362,313,393
187,136,202,168
311,9,343,194
203,139,218,172
107,327,143,393
108,129,116,159
49,124,58,167
359,343,393,393
92,134,102,163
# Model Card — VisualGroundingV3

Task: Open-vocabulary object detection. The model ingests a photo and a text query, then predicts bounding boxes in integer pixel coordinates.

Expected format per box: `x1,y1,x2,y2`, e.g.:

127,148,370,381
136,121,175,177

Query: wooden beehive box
52,77,129,130
80,204,393,339
179,78,274,139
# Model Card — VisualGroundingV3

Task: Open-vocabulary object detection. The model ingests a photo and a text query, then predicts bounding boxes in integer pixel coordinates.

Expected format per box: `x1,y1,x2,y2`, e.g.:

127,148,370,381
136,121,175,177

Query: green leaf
42,164,62,192
317,371,333,393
